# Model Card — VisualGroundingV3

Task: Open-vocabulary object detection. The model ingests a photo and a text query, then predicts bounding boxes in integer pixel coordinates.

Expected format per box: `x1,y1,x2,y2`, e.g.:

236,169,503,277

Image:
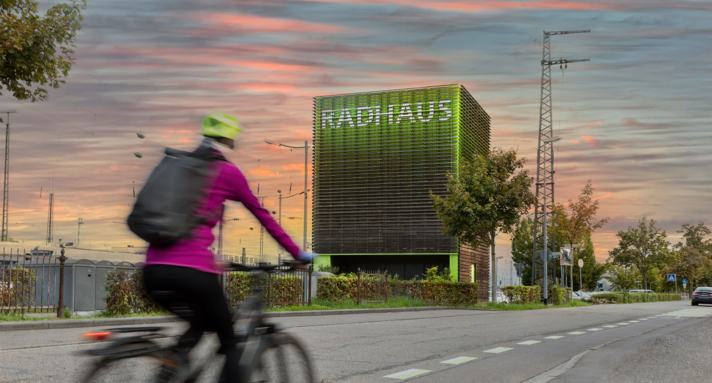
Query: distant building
597,273,614,291
312,84,491,297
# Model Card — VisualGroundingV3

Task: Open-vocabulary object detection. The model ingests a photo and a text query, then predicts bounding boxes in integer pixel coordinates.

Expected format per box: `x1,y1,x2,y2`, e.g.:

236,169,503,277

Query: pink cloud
581,135,599,148
190,13,346,34
247,169,282,178
301,0,623,12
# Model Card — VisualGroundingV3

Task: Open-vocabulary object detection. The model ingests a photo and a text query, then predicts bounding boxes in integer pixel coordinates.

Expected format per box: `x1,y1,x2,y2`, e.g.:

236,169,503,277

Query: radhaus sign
321,99,452,129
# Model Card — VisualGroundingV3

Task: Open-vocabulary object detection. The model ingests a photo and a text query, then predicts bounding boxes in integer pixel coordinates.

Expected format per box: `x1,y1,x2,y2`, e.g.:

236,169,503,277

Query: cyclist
142,112,315,381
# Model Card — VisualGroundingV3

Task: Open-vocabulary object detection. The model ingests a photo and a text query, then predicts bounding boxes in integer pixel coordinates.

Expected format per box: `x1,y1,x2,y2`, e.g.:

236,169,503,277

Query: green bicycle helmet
202,112,241,139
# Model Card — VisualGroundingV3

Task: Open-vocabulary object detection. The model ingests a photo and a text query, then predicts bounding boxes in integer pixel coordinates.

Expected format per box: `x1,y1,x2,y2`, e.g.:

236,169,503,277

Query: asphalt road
1,300,709,382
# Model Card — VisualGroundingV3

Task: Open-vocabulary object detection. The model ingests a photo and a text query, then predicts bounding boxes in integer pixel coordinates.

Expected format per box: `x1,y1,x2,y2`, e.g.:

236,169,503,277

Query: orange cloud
581,135,599,148
247,169,282,177
301,0,622,12
191,13,346,34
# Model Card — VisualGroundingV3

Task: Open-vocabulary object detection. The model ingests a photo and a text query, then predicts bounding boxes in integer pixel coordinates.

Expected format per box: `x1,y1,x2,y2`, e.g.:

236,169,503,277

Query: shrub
317,276,479,305
104,269,160,316
502,285,541,304
551,286,573,305
0,267,37,307
590,293,624,304
224,273,303,306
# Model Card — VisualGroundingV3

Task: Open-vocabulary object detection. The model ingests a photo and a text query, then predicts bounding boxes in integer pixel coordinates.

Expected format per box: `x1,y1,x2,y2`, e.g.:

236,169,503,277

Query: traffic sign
667,274,676,282
683,278,688,288
540,248,552,261
515,263,525,277
578,259,584,268
560,247,573,266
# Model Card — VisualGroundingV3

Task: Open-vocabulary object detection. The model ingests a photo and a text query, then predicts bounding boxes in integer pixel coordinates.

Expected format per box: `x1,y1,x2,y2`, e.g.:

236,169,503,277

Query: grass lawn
1,298,591,322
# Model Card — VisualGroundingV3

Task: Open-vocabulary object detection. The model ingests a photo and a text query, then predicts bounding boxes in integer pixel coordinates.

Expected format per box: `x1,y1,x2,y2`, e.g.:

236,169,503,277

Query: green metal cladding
312,84,490,255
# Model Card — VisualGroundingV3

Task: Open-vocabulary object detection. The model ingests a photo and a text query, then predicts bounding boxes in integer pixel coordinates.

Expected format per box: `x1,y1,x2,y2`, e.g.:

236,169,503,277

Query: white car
572,291,593,300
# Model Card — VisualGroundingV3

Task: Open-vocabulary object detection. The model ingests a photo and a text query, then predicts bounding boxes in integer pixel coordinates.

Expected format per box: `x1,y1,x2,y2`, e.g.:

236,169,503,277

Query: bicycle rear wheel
83,342,174,383
246,333,314,383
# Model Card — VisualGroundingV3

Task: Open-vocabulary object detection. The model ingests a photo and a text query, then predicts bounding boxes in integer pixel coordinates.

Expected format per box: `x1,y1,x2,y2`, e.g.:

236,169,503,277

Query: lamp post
540,136,561,305
264,140,310,251
277,189,309,261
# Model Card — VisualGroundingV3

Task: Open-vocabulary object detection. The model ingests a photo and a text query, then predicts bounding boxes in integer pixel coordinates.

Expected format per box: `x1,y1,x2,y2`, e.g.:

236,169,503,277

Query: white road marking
588,328,603,331
617,323,630,325
441,356,476,365
603,325,617,328
545,336,565,339
568,331,586,335
630,320,640,323
384,369,431,379
518,340,541,345
484,347,513,354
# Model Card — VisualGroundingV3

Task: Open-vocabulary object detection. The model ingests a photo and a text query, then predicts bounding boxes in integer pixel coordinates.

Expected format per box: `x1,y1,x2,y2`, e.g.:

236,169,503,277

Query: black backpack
128,138,226,248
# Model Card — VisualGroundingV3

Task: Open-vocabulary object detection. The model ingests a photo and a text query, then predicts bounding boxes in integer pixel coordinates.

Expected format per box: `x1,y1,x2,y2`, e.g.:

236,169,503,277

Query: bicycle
81,261,315,383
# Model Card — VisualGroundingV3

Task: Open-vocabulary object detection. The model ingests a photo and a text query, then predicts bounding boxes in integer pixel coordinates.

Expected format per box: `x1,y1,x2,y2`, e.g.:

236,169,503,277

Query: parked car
691,287,712,306
629,289,655,294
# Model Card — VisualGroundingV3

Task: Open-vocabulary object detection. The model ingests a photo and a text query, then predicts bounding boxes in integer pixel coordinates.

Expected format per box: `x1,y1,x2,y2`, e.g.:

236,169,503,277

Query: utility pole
257,196,266,257
77,217,83,243
218,218,240,256
46,193,54,244
1,110,16,242
531,30,590,304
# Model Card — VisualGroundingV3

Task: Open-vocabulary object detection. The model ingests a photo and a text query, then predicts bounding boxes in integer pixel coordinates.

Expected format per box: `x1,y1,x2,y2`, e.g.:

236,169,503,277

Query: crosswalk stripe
545,336,565,339
518,340,541,345
484,347,513,354
441,357,477,365
384,369,431,379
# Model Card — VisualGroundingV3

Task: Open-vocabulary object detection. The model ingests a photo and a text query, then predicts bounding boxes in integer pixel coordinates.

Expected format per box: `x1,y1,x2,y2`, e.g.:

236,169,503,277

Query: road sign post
667,274,678,294
683,279,688,290
578,258,583,293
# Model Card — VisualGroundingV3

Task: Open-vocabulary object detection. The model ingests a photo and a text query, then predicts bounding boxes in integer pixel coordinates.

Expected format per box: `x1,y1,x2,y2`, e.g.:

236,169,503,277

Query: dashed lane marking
441,357,477,365
630,320,640,323
568,331,586,335
545,336,565,339
518,340,541,345
603,325,617,328
663,308,712,317
384,369,431,379
484,347,514,354
588,328,603,331
617,323,630,325
639,318,648,321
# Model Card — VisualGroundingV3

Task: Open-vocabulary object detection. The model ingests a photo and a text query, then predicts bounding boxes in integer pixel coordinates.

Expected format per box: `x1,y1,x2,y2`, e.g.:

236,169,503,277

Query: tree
575,235,609,291
551,181,609,287
431,148,536,303
608,217,670,289
511,217,534,285
606,264,641,291
666,222,712,292
0,0,86,120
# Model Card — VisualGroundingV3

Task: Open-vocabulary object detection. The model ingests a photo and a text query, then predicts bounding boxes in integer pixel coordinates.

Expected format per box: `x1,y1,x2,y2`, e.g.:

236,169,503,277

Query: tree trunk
642,270,647,290
570,249,575,292
491,231,497,303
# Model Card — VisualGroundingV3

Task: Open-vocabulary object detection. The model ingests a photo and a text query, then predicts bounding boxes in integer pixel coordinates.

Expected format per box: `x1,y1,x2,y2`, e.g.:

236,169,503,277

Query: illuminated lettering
396,103,415,124
322,109,335,129
356,106,373,127
417,101,435,122
336,107,354,128
439,99,452,121
372,104,394,125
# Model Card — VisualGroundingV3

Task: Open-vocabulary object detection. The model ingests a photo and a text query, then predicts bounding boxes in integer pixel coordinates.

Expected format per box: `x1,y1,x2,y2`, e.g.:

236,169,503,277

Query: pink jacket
146,158,301,274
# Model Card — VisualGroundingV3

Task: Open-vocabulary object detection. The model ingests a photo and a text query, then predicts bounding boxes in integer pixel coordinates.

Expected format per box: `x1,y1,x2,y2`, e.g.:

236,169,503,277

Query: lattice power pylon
46,193,54,244
1,110,16,242
531,30,590,294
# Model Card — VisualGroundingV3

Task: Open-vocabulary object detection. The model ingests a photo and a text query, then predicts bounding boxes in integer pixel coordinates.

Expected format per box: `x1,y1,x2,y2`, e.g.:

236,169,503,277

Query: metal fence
1,249,63,315
221,264,313,308
357,268,389,305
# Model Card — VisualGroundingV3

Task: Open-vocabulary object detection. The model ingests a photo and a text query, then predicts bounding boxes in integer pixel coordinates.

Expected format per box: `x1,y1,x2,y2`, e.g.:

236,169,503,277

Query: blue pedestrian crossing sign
667,274,676,282
683,279,688,285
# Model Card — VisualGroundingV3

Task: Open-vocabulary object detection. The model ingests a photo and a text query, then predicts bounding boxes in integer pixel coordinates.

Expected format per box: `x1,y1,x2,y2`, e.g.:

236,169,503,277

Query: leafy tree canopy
0,0,86,120
431,148,536,301
608,216,670,288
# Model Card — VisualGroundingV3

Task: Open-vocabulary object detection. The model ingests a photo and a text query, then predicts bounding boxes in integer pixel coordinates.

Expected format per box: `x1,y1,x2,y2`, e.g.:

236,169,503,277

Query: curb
0,306,467,332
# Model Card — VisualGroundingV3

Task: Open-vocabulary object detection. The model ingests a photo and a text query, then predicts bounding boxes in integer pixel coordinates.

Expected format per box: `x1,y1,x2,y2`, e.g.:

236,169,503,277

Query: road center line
384,369,431,379
441,356,477,365
545,336,565,339
484,347,513,354
518,340,541,345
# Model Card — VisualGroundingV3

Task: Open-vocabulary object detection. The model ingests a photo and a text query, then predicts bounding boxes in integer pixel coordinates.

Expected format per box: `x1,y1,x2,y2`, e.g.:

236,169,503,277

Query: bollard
308,264,313,306
57,245,66,318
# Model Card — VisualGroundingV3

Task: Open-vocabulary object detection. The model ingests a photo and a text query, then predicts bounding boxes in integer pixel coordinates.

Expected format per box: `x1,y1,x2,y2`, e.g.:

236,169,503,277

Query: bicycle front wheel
82,342,174,383
246,333,315,383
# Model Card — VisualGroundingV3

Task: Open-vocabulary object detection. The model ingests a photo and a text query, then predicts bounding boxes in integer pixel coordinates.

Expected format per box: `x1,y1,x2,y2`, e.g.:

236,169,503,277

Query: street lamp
277,189,310,262
264,140,310,252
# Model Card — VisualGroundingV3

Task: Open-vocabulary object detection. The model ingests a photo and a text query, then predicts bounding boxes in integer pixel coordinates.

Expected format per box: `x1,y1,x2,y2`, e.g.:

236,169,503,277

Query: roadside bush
224,273,303,306
104,269,160,315
551,286,573,305
622,293,680,303
589,293,624,304
502,285,541,304
0,267,37,307
317,276,480,305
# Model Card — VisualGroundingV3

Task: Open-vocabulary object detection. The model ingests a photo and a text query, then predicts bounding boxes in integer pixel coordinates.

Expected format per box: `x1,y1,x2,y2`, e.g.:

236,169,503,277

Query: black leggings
143,265,238,381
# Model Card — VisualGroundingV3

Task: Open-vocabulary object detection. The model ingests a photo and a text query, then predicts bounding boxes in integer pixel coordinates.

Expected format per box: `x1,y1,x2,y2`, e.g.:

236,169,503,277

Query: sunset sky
1,0,710,265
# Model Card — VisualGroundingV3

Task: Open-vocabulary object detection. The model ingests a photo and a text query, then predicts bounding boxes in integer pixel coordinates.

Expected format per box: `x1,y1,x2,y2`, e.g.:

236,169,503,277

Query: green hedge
104,269,160,315
551,286,573,305
502,285,541,304
589,292,681,305
317,276,480,305
224,273,303,306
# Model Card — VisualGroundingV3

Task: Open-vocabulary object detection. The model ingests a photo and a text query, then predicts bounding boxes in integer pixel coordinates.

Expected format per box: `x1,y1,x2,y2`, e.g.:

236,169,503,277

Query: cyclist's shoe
156,348,192,383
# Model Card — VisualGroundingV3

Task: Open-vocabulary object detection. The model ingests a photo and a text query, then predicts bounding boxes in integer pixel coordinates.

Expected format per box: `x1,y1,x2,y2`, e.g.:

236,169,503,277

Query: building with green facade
312,84,491,289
